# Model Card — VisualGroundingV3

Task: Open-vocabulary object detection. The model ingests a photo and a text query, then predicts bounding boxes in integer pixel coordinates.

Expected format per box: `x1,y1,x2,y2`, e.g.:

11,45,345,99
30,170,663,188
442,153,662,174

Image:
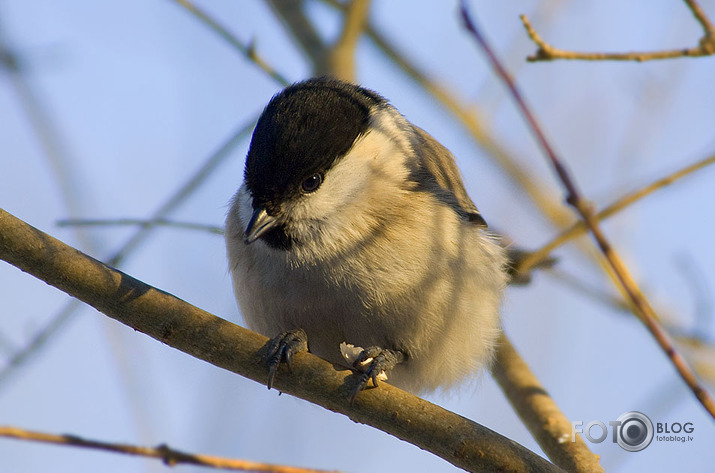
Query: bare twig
105,118,254,266
327,0,371,81
0,119,255,388
0,426,336,473
57,218,223,235
320,0,576,231
521,0,715,62
492,334,605,473
0,208,562,473
172,0,289,85
266,0,330,74
460,0,715,420
518,153,715,273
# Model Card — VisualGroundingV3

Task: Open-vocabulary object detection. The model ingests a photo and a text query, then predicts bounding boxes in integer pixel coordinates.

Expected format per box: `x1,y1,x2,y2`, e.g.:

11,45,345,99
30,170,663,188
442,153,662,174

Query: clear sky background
2,1,715,472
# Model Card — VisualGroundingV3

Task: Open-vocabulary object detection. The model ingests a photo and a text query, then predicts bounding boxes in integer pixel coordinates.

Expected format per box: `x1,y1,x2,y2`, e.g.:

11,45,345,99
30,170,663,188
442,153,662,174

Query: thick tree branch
0,208,561,473
0,426,335,473
461,1,715,420
492,334,605,473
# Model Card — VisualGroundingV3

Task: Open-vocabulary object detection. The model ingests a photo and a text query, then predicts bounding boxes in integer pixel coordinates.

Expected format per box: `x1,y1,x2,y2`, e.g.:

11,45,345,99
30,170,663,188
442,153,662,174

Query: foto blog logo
572,411,695,452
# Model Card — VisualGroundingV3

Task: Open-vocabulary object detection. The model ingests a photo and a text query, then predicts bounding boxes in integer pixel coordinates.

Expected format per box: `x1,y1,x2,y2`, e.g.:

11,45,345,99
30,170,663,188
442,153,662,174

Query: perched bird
225,77,507,399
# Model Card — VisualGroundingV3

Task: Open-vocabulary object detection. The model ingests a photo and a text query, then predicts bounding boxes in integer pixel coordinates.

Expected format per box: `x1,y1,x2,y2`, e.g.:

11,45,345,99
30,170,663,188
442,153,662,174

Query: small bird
225,77,507,400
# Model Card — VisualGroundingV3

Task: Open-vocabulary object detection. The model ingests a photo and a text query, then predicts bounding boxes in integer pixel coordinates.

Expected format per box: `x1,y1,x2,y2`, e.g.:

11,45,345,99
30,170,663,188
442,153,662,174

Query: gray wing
408,126,487,227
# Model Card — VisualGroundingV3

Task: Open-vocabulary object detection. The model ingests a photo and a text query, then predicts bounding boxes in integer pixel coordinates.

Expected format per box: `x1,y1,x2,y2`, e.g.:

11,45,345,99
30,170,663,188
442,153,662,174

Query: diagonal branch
265,0,330,75
172,0,290,85
0,426,336,473
521,0,715,62
518,153,715,273
492,334,605,473
461,0,715,420
0,208,562,473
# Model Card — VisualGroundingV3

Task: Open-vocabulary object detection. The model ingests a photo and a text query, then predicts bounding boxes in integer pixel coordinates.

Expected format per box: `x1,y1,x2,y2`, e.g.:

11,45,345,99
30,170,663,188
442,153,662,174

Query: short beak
244,207,278,244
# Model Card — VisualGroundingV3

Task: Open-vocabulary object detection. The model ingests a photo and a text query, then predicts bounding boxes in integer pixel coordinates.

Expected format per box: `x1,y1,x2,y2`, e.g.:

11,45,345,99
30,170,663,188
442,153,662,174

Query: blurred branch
57,218,223,235
518,153,715,273
320,0,575,231
461,1,715,420
0,426,335,473
521,0,715,62
492,334,605,473
105,118,254,267
0,119,255,390
0,208,562,473
172,0,290,85
266,0,330,74
327,0,371,81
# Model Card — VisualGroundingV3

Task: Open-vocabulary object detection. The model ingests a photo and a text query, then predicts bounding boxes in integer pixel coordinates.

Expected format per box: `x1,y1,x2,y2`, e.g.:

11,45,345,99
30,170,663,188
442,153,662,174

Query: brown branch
0,119,256,389
172,0,289,85
521,0,715,62
518,153,715,273
0,425,335,473
327,0,371,81
492,334,605,473
266,0,330,75
320,0,577,232
0,208,562,473
461,0,715,420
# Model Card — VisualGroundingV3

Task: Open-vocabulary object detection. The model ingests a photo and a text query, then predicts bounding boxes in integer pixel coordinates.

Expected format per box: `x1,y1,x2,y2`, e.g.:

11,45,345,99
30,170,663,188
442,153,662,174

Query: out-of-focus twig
320,0,575,231
0,119,255,388
57,218,223,235
521,0,715,62
172,0,290,85
327,0,371,81
266,0,330,74
0,426,336,473
105,118,254,266
518,153,715,273
461,0,715,420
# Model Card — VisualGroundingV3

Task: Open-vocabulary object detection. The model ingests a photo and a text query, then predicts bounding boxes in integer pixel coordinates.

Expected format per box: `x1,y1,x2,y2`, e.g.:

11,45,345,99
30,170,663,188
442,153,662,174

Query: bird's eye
301,173,323,193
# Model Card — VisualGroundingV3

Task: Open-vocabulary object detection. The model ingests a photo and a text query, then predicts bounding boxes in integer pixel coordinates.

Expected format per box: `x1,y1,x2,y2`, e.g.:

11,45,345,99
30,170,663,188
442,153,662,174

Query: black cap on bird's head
243,77,385,249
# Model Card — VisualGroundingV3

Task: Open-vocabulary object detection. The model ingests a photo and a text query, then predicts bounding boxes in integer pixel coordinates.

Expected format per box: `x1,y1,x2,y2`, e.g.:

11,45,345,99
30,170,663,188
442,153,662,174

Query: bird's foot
349,346,405,404
264,328,308,390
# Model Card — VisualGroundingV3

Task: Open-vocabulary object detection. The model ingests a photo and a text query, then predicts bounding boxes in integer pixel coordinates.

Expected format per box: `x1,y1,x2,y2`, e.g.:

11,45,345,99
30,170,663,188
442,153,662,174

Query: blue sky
2,1,715,471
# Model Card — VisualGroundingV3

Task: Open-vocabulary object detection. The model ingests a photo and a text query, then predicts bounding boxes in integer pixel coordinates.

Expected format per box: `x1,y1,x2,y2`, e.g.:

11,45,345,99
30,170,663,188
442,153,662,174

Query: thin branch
518,153,715,273
685,0,715,39
0,426,336,473
327,0,371,81
0,119,255,390
0,299,80,389
172,0,290,85
492,334,605,473
0,208,562,473
57,218,224,235
320,0,576,231
106,118,254,267
461,1,715,420
265,0,330,75
521,0,715,62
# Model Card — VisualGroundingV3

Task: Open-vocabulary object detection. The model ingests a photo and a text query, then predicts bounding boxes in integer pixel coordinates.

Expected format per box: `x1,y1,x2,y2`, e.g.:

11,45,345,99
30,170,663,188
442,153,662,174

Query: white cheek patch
285,128,409,224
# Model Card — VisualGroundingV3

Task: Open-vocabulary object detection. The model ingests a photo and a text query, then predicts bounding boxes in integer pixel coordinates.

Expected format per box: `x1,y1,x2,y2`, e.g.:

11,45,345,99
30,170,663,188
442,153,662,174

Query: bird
225,77,508,400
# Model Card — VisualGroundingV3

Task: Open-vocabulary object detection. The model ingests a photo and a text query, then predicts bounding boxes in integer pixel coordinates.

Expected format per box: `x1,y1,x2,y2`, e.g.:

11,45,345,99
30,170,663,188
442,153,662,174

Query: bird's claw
264,328,308,390
349,346,405,404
